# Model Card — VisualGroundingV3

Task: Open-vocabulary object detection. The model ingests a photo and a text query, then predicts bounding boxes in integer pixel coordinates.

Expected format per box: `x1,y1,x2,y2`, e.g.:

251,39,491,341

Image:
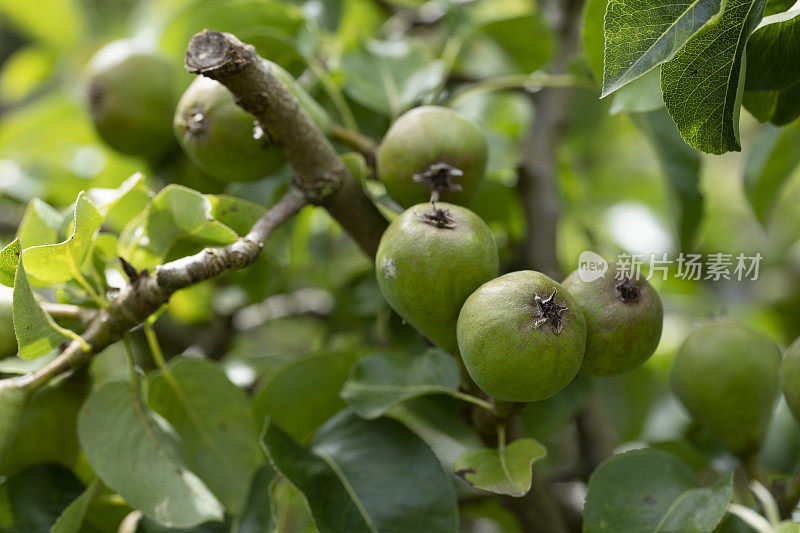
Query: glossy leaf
0,463,84,533
78,382,224,528
584,448,732,533
340,349,461,419
253,351,358,442
745,4,800,91
632,109,703,249
743,121,800,224
661,0,768,154
602,0,724,96
118,185,239,270
20,191,103,286
341,40,445,118
262,411,458,533
148,357,265,513
454,438,546,497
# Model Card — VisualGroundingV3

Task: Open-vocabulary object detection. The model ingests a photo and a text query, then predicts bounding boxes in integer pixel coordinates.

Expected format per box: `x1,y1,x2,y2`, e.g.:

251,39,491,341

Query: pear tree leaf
118,185,240,270
253,351,359,443
340,349,462,419
743,120,800,224
584,448,733,533
661,0,769,154
341,40,445,118
86,172,151,233
16,198,64,248
453,438,547,497
610,67,665,115
10,244,82,359
148,357,264,512
206,195,266,237
236,465,275,533
745,3,800,91
479,14,554,73
743,80,800,125
0,240,21,287
50,480,101,533
21,191,104,286
78,382,225,528
262,411,458,533
602,0,725,97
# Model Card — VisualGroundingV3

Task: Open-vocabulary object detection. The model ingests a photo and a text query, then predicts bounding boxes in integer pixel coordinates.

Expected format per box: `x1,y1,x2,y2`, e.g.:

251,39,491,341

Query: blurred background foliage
1,0,800,531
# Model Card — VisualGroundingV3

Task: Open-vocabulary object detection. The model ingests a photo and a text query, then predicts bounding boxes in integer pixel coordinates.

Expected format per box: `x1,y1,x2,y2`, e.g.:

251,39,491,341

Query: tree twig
40,303,98,325
0,191,307,395
184,30,388,258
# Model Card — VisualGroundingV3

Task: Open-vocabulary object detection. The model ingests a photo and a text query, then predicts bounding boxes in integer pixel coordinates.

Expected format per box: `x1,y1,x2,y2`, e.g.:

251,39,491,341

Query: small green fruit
562,263,662,376
174,76,285,182
779,337,800,424
671,319,781,456
457,271,587,402
377,106,487,207
86,40,175,159
375,202,499,355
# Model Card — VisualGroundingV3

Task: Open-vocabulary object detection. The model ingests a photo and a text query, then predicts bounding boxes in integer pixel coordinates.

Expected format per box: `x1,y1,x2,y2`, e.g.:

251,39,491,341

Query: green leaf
262,411,458,533
602,0,724,96
341,40,445,118
148,357,264,513
340,349,462,419
0,45,55,105
0,240,20,289
632,109,704,249
0,370,89,474
745,3,800,91
13,251,77,359
583,0,610,82
584,448,732,533
21,191,104,286
236,465,275,533
480,14,554,73
253,351,358,442
77,382,224,528
454,438,546,497
661,0,768,154
0,464,85,533
118,185,239,270
206,194,267,237
743,121,800,224
742,80,800,125
16,198,64,249
87,172,151,234
0,383,28,462
609,67,665,115
50,480,101,533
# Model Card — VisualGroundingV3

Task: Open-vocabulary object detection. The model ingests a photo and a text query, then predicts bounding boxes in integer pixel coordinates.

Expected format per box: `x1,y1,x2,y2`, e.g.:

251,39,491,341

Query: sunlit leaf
0,0,86,49
16,198,64,249
661,0,768,154
0,45,55,105
454,438,546,496
602,0,724,96
21,192,104,286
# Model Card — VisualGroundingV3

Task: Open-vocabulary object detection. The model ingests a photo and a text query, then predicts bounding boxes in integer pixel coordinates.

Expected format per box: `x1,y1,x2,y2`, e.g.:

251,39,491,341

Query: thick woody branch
185,30,387,258
2,191,306,394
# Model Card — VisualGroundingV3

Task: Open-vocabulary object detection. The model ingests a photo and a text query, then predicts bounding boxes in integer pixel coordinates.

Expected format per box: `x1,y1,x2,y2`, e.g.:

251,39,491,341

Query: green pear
562,262,663,376
375,202,498,355
780,336,800,424
671,319,781,456
86,40,175,160
377,106,487,208
457,271,587,402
